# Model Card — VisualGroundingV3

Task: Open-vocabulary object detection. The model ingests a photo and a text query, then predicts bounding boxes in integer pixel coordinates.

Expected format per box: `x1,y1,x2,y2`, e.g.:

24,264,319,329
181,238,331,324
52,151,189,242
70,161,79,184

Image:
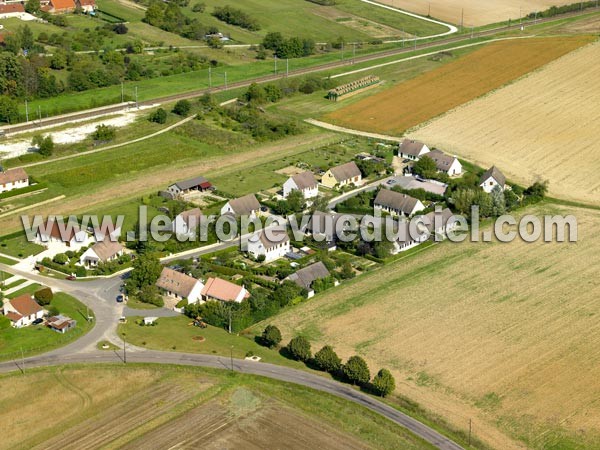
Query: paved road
0,349,463,450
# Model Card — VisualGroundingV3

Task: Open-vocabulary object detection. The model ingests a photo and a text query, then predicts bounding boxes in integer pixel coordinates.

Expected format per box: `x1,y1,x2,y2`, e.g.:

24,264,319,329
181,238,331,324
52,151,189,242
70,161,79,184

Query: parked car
32,318,43,325
66,275,76,281
116,294,125,303
386,179,396,185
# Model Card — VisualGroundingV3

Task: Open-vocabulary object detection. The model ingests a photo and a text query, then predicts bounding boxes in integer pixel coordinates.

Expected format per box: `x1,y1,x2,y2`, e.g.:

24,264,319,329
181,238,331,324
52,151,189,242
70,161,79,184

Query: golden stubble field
325,36,593,137
265,204,600,449
378,0,577,26
413,41,600,205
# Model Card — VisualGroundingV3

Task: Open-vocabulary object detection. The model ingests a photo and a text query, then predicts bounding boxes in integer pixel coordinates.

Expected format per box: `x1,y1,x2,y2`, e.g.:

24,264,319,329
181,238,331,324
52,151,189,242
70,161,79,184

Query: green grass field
0,293,94,361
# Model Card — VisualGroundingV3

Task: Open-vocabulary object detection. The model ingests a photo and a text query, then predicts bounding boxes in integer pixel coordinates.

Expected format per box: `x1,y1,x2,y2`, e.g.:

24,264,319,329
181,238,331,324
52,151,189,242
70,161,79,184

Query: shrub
176,299,187,309
343,355,370,386
192,2,205,12
53,253,68,265
0,315,11,329
372,368,396,397
287,335,311,361
34,287,54,306
75,265,87,278
313,345,341,373
173,99,191,116
31,134,54,157
261,325,282,348
149,107,167,124
92,124,116,142
113,23,128,34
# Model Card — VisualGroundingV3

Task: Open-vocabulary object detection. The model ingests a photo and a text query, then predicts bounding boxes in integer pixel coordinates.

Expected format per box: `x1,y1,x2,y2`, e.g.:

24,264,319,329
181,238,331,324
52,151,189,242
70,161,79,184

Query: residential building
221,194,261,218
79,240,124,267
75,0,95,12
321,161,362,188
392,221,428,254
286,261,333,298
47,0,76,13
247,228,290,262
155,267,203,305
420,208,457,238
398,139,430,161
173,208,203,237
283,171,318,199
46,315,76,333
0,3,25,19
201,277,249,303
2,295,44,328
167,176,213,197
0,168,28,194
305,211,351,243
36,218,89,249
374,189,425,217
479,166,507,193
425,150,462,176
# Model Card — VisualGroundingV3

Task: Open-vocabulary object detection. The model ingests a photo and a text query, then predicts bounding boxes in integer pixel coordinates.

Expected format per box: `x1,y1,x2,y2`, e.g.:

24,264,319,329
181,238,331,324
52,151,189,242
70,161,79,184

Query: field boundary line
0,195,65,218
305,118,401,141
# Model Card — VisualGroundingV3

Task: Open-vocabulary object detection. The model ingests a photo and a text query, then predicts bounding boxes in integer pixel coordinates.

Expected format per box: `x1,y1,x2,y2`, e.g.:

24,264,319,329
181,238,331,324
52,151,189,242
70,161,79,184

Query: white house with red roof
2,294,44,328
201,277,249,303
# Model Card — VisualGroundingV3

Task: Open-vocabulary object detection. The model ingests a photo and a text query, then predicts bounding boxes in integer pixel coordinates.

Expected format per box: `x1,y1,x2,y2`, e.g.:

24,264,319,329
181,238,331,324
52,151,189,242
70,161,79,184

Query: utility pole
37,105,41,122
25,100,28,122
21,347,25,373
134,86,138,109
428,2,431,17
230,345,234,371
286,58,289,77
352,42,356,63
414,37,417,51
461,8,464,31
519,7,522,25
228,306,232,334
121,81,124,103
208,66,212,88
224,72,228,90
274,55,277,75
122,334,127,364
471,25,474,39
341,41,344,61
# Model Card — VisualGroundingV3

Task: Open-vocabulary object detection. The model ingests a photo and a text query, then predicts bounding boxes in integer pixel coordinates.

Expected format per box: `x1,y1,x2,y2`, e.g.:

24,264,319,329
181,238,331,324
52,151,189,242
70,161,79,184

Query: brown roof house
398,139,430,161
156,267,204,305
0,3,26,19
79,240,124,267
173,208,204,238
321,161,362,188
36,218,89,250
2,294,44,328
48,0,76,13
201,277,250,303
47,315,77,333
479,166,506,193
286,261,335,298
283,171,318,199
374,189,425,217
167,176,213,197
75,0,95,13
0,168,28,194
246,227,290,262
419,207,457,238
221,194,261,218
424,150,462,176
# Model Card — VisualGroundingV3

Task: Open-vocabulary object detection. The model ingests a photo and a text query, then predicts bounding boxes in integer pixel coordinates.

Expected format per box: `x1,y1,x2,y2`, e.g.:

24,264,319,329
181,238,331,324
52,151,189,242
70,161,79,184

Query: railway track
2,7,598,136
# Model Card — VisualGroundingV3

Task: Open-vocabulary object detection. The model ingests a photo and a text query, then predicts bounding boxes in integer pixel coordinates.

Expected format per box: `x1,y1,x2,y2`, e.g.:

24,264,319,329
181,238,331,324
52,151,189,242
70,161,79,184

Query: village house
221,193,261,218
283,171,319,199
0,3,25,19
2,294,44,328
305,211,351,245
247,228,290,262
167,176,213,198
155,267,203,305
46,315,77,333
398,139,430,161
479,166,506,193
46,0,76,13
173,208,203,237
425,150,462,176
374,189,425,217
36,218,89,250
75,0,95,13
392,221,429,254
321,161,362,188
0,168,29,194
420,208,457,238
286,261,334,298
79,240,124,267
201,277,249,303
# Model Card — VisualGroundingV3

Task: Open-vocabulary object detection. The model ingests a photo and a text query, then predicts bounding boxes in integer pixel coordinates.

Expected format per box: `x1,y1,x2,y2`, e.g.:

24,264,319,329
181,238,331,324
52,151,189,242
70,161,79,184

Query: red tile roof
8,295,42,317
50,0,75,10
0,4,25,14
5,311,23,322
201,277,247,302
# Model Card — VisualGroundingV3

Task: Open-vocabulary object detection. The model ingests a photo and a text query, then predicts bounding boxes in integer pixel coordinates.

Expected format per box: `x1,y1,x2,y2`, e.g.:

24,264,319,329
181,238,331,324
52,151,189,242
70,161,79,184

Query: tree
0,96,19,124
50,50,67,70
340,261,355,279
490,185,506,216
261,324,282,348
32,134,54,157
372,368,396,397
19,25,34,51
113,23,129,34
273,281,304,307
286,189,305,213
412,155,437,178
173,99,191,116
313,345,341,373
25,0,41,14
127,252,162,293
262,32,284,51
138,284,164,306
149,107,167,124
53,253,68,264
244,82,266,104
192,2,205,12
34,287,54,306
343,355,370,386
0,315,10,330
287,335,311,361
525,180,549,201
92,124,116,142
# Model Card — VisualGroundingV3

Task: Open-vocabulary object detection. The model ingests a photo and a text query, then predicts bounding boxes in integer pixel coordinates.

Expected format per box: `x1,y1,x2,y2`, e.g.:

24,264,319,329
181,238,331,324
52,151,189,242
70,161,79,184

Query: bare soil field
413,41,600,204
325,36,593,136
378,0,577,26
263,204,600,450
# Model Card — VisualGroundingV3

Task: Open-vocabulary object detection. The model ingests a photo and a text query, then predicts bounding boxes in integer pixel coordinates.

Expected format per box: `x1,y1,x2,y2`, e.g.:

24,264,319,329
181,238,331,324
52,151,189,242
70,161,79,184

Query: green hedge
0,183,47,200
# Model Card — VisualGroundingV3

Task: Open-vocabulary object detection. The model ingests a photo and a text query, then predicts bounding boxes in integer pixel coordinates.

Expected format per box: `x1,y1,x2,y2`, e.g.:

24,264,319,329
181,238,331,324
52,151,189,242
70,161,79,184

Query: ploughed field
413,40,600,205
325,36,593,136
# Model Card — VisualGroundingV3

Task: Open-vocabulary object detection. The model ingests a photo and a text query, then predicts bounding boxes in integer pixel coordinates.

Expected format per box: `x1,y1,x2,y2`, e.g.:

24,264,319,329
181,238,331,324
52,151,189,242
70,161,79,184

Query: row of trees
262,32,316,59
261,327,395,397
144,1,218,41
212,5,260,31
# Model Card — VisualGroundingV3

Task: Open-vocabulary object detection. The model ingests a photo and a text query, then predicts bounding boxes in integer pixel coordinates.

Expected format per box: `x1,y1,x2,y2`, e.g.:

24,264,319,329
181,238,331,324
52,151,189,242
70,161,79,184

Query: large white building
283,171,319,199
155,267,204,305
479,166,506,193
36,218,90,250
374,189,425,217
221,194,261,218
3,295,44,328
247,228,290,262
0,168,29,194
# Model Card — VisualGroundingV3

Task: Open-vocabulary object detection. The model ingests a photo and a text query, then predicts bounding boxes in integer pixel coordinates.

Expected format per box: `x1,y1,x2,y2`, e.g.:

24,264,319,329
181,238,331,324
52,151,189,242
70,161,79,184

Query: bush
92,124,116,142
372,368,396,397
212,5,260,31
343,355,370,386
149,108,167,124
192,2,205,12
34,287,54,306
313,345,341,373
113,23,128,34
0,315,11,329
173,99,192,116
261,325,282,348
53,253,68,265
287,335,311,361
31,134,54,157
176,299,187,309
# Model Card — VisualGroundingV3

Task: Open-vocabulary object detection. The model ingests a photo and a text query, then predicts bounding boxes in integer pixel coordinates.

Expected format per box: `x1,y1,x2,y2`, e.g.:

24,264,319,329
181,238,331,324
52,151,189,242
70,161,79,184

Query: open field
325,36,593,136
413,41,600,205
258,204,600,450
377,0,577,26
0,365,432,450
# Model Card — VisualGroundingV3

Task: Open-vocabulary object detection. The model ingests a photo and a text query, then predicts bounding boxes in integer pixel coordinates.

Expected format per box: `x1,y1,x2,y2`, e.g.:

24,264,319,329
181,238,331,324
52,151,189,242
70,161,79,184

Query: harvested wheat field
0,365,429,450
377,0,577,26
412,41,600,205
325,36,593,136
264,204,600,450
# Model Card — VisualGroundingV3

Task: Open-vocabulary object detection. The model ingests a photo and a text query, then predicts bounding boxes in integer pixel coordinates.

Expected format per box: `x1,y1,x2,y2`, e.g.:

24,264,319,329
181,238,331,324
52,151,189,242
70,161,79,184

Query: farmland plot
413,41,600,204
325,36,592,136
264,204,600,450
